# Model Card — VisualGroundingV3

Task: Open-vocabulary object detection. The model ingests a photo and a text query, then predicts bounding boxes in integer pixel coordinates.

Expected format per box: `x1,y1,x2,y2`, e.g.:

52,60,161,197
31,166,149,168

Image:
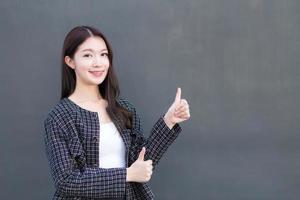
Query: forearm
145,116,181,167
129,116,182,170
55,167,126,198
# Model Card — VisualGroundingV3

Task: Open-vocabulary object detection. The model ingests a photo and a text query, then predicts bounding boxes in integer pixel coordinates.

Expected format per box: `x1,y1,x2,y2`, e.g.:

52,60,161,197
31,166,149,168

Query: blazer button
92,136,98,142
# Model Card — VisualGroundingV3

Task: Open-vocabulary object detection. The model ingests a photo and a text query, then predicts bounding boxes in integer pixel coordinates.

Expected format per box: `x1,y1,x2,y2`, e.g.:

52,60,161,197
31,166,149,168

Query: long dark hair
60,25,132,129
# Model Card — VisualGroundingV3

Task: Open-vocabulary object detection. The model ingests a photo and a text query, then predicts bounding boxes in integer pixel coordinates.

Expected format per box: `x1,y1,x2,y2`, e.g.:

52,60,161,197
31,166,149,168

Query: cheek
104,58,110,68
76,60,92,71
77,68,88,74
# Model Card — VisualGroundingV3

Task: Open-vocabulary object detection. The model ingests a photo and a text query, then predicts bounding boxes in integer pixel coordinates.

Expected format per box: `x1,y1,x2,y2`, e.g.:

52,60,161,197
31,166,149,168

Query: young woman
44,26,190,200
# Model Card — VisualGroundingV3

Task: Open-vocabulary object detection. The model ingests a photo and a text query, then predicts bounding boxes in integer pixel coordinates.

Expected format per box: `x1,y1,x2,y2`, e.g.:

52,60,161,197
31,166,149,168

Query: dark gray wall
1,0,299,199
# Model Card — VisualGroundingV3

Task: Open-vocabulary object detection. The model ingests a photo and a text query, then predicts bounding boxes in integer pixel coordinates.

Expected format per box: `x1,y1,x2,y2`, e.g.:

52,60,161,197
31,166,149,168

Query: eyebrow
81,48,108,53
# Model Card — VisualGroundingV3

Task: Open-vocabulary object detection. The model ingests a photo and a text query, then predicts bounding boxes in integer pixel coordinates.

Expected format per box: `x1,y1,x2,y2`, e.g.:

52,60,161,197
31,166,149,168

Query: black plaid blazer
44,97,182,200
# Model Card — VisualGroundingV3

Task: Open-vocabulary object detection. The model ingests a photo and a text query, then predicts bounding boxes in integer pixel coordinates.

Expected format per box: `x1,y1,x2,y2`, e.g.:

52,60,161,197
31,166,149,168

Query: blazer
44,97,182,200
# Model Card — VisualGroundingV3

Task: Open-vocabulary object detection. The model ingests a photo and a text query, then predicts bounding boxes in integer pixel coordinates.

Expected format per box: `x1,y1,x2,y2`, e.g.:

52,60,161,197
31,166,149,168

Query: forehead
77,36,108,52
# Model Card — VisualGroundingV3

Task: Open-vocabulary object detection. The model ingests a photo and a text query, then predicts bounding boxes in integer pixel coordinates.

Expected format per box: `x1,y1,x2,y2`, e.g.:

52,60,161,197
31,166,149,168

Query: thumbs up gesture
126,147,153,183
163,87,191,129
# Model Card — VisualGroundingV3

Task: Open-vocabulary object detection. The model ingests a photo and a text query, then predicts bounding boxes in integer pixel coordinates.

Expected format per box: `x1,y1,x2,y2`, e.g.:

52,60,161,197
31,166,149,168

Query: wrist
126,167,132,182
163,115,175,129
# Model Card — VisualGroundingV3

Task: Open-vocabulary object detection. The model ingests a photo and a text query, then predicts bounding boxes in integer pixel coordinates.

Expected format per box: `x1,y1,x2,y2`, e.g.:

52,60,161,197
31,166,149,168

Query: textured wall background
1,0,299,199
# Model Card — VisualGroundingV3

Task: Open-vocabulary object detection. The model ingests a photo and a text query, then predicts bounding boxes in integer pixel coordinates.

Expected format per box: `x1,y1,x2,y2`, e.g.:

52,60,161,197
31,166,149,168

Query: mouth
89,70,105,77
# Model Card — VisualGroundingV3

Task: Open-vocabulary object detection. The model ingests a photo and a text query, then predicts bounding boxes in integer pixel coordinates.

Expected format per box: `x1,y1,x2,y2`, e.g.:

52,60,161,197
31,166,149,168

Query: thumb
138,147,146,161
174,87,181,104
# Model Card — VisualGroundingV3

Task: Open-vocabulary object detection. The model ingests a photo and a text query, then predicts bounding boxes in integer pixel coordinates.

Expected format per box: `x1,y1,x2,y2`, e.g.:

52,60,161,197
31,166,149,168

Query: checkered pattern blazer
44,97,182,200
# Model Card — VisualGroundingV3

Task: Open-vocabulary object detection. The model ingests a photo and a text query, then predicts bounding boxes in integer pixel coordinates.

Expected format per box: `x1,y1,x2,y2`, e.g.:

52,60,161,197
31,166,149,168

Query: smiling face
65,36,110,86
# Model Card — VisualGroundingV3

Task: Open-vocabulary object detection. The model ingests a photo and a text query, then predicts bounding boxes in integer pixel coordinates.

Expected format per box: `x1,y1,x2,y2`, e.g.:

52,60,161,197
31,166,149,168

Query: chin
94,78,106,85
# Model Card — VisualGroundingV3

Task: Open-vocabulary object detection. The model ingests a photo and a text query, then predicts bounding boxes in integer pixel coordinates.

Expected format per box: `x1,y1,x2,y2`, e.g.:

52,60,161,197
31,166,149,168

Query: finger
178,111,191,119
146,159,153,165
138,147,146,161
180,99,188,105
181,113,191,119
175,104,189,112
174,87,181,105
175,107,189,116
175,100,188,111
175,110,189,118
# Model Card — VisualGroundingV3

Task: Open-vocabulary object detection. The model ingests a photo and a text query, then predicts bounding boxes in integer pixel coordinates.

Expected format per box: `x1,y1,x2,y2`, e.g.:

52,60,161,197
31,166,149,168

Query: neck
70,81,103,102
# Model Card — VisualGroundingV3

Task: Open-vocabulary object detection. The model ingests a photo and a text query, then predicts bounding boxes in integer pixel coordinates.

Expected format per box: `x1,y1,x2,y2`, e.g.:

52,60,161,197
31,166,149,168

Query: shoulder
117,97,136,113
43,98,77,126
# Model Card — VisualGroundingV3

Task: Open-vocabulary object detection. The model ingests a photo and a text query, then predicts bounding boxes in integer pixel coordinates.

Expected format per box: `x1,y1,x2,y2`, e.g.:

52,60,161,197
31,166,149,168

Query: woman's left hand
163,87,190,129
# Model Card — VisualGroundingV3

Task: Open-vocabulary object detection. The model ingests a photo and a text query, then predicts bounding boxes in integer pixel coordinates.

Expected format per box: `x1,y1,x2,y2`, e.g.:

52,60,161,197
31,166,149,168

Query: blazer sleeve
44,117,126,199
129,104,182,170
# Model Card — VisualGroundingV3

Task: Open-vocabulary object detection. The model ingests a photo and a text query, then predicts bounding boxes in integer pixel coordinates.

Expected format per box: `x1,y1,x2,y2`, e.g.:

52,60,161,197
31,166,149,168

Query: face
65,36,110,86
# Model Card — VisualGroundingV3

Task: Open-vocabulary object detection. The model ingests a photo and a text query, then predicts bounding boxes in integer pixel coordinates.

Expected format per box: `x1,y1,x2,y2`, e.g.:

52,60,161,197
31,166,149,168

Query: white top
99,122,126,168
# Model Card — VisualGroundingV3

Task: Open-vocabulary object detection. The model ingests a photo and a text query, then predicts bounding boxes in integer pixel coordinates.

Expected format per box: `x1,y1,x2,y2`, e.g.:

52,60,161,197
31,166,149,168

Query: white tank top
99,122,126,168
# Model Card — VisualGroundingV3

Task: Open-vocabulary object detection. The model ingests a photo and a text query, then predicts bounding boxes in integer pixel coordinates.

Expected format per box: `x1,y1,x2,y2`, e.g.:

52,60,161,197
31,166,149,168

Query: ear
64,56,75,69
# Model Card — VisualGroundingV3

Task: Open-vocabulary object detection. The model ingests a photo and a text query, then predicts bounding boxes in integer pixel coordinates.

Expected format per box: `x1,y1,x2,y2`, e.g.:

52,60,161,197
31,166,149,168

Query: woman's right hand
126,147,153,182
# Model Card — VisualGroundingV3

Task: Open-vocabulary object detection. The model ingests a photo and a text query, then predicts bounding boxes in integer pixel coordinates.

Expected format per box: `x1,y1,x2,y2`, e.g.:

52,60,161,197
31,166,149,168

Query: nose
93,54,107,68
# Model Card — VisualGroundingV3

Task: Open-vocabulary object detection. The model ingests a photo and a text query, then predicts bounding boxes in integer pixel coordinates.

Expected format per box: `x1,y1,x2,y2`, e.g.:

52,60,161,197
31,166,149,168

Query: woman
44,26,190,200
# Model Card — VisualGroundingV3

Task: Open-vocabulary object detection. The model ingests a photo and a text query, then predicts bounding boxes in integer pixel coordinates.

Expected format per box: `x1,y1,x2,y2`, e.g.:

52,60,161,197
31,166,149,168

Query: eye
83,54,92,57
101,52,109,57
